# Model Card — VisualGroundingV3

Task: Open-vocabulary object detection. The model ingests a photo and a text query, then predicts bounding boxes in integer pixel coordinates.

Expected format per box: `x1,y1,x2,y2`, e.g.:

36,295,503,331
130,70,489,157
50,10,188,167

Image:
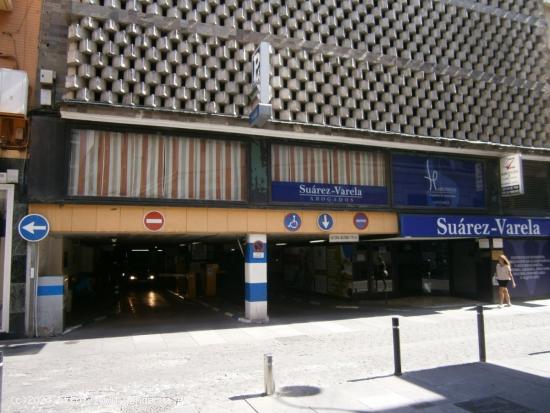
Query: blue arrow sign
317,213,334,231
18,214,50,242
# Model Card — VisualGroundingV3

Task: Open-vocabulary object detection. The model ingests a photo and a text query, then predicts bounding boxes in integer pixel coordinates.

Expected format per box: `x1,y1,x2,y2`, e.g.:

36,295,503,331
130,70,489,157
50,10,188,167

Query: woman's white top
496,263,512,280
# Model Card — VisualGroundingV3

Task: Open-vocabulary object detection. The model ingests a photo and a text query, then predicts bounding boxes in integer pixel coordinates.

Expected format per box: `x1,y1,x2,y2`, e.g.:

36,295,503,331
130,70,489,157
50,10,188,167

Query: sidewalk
3,299,549,412
171,353,550,412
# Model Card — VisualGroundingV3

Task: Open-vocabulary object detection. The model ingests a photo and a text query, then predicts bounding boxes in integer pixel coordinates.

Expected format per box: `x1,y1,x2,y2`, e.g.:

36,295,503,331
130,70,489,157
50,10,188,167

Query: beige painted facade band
29,204,398,236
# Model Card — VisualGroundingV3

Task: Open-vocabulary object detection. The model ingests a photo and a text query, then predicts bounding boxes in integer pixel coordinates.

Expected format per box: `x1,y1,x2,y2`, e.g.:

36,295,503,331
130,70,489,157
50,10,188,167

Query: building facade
0,0,42,336
18,0,550,334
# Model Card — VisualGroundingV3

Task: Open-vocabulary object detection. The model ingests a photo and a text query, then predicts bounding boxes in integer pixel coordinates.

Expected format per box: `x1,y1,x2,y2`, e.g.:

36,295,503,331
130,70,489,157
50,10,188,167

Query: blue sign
354,212,369,230
504,239,550,298
272,181,388,205
249,103,272,127
400,214,550,238
284,213,302,232
18,214,50,242
317,213,334,231
392,154,485,208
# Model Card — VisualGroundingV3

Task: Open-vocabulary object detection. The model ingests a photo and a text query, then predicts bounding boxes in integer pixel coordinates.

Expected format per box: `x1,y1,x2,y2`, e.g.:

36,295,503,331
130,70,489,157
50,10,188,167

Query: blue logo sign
392,154,485,208
354,212,369,230
18,214,50,242
317,213,334,231
284,213,302,232
272,181,388,205
400,214,550,238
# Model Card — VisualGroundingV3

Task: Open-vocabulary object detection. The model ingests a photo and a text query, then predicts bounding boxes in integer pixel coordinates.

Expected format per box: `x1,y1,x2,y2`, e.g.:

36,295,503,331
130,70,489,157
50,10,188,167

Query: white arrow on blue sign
18,214,50,242
317,213,334,231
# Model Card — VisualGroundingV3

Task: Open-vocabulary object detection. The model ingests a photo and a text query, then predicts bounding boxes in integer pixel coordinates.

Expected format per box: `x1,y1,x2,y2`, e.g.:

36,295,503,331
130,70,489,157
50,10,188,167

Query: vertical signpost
249,42,272,127
18,214,50,337
500,154,524,197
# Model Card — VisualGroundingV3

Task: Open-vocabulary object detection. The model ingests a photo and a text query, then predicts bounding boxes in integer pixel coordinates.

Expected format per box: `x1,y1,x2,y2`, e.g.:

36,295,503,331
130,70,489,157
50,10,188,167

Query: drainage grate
456,397,535,413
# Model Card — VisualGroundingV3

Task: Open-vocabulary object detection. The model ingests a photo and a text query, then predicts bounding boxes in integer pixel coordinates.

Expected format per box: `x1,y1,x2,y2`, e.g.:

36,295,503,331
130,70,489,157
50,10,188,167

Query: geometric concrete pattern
64,0,549,147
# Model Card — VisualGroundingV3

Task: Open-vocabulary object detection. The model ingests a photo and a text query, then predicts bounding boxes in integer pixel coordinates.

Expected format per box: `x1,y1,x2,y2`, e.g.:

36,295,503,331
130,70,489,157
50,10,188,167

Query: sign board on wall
400,214,550,238
392,154,485,208
504,239,550,298
329,234,359,243
143,211,164,231
271,181,388,205
500,154,524,197
249,42,272,127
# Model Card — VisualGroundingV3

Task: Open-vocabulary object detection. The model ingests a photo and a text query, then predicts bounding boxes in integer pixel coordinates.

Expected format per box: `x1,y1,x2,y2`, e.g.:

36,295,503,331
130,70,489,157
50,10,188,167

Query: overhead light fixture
157,249,163,252
179,243,186,247
230,248,236,251
192,242,200,245
131,249,149,252
276,243,287,246
111,238,117,243
309,240,325,244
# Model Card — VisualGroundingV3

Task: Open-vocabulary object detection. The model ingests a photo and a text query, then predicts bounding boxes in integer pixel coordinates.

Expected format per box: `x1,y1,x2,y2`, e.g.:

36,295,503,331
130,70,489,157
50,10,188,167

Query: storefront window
271,144,387,205
68,129,247,201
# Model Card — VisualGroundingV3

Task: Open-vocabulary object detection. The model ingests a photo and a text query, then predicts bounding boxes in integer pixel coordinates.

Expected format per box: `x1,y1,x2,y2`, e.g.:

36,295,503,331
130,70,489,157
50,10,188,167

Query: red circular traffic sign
144,211,164,231
353,212,369,230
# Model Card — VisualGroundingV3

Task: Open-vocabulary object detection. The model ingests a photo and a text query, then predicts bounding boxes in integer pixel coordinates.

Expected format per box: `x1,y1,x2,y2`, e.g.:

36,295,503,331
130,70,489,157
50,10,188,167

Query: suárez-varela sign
400,214,550,238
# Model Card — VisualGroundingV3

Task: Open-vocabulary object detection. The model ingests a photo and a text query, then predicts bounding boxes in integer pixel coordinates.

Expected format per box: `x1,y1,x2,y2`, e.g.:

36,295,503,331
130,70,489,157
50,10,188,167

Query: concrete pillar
34,236,65,336
244,234,268,322
37,275,65,336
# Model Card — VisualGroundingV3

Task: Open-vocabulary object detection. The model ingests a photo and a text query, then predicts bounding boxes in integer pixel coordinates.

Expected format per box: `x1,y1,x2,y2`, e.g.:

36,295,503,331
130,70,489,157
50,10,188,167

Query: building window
271,144,387,205
68,129,247,201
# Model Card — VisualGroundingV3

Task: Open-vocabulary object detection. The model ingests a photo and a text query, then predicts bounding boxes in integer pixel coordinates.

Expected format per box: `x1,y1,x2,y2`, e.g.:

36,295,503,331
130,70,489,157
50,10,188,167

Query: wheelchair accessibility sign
284,213,302,232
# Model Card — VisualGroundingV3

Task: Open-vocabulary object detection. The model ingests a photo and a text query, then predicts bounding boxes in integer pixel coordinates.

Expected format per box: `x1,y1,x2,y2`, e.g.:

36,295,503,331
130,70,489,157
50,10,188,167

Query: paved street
2,293,550,412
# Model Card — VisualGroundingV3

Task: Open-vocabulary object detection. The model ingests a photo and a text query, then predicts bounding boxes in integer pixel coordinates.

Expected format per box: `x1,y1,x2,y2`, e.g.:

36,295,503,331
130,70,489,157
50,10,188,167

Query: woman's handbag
492,275,498,286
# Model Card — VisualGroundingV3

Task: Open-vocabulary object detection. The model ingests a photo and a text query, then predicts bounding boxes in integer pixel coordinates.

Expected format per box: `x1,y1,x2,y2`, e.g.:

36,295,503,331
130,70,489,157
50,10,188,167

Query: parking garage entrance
27,203,399,334
58,234,246,327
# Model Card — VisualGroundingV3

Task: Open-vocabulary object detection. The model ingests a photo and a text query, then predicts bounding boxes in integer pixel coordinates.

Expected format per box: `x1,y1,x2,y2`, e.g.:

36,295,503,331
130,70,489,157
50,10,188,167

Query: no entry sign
144,211,164,231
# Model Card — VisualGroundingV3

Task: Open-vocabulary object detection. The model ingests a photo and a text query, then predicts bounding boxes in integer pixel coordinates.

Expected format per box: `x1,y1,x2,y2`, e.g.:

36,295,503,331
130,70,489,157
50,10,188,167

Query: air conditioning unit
0,69,28,115
0,0,13,11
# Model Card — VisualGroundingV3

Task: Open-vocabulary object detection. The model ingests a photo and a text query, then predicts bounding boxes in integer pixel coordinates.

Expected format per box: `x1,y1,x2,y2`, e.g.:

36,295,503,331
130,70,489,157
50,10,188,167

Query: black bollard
392,317,402,376
477,305,486,362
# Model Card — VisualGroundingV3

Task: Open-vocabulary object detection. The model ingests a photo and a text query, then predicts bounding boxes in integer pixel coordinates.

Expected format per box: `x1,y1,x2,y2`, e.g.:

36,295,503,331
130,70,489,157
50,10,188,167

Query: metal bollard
392,317,402,376
264,353,275,396
477,305,486,362
1,351,3,412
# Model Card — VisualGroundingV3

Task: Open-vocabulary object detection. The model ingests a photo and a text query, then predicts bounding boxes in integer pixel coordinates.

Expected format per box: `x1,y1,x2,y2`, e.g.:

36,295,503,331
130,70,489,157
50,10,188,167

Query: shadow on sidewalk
242,362,550,412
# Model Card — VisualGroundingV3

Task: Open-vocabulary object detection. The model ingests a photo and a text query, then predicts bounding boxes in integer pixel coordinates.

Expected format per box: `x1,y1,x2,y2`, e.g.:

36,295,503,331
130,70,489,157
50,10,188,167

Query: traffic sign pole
25,242,39,337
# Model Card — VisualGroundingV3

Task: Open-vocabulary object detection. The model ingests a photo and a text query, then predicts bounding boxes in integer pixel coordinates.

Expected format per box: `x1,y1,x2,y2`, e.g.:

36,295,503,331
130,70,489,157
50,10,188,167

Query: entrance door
0,185,14,332
450,240,478,299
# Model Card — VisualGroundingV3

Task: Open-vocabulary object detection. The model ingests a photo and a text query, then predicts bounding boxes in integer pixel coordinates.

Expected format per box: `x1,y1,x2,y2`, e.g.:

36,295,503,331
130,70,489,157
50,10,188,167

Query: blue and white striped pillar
37,275,65,336
245,234,269,322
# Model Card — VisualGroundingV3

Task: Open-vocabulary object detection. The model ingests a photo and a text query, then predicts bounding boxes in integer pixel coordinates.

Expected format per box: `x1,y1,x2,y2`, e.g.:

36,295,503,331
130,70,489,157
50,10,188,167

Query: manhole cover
456,397,535,413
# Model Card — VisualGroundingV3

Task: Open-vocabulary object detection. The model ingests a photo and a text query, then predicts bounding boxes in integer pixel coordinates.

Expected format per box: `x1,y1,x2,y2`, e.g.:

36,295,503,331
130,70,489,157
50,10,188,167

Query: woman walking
495,255,516,307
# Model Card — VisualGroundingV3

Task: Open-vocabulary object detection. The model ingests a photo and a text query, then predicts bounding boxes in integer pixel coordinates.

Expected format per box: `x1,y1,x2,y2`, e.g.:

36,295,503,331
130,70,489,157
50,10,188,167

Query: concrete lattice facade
61,0,550,147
